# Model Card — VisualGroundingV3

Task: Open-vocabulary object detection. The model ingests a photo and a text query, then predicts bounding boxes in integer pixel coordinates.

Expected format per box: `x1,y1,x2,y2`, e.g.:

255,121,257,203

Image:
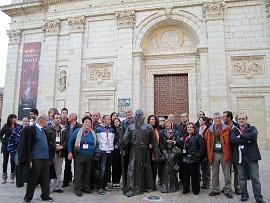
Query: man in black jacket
20,114,54,202
230,113,265,203
62,113,82,187
46,112,68,193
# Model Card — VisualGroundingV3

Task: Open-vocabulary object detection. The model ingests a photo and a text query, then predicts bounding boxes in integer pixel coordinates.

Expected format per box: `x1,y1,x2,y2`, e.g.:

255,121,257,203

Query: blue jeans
237,161,264,202
98,151,111,189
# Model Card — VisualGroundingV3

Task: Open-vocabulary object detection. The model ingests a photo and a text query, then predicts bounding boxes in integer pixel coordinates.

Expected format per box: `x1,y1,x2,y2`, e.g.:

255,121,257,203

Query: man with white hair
205,112,233,199
20,114,54,202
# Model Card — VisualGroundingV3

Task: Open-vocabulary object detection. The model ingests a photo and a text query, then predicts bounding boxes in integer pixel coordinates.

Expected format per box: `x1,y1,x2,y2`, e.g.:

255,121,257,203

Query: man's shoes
225,193,233,199
98,189,105,195
75,190,82,197
201,185,210,189
209,191,220,196
235,190,241,195
241,196,249,201
112,183,121,188
193,192,199,195
256,200,266,203
53,189,63,193
24,198,31,202
41,196,54,202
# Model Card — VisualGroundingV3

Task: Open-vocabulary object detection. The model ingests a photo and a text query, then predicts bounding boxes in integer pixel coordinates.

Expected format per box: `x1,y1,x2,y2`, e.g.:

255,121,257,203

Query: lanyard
83,130,91,144
104,126,109,141
183,134,191,149
213,126,221,139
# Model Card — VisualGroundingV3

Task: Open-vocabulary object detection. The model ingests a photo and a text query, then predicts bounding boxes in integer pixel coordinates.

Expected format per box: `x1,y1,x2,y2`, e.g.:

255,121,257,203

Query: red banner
18,42,41,120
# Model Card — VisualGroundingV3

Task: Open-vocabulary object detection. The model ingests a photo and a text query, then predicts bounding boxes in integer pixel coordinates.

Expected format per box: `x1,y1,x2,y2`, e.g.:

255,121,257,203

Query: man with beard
29,109,39,126
121,109,161,197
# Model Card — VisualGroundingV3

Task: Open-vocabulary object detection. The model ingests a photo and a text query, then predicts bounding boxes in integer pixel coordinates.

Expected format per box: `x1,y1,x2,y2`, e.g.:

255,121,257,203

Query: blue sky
0,0,11,87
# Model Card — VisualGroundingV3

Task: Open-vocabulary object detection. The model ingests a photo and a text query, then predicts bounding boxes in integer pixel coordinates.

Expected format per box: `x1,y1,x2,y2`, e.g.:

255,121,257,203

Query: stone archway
132,17,203,121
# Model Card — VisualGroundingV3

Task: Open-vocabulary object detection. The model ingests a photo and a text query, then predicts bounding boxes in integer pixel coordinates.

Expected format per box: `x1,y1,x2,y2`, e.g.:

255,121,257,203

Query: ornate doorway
154,74,189,122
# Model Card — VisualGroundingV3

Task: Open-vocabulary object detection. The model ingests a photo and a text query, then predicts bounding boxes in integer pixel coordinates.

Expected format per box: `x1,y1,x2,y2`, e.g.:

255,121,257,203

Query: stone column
1,30,21,121
65,16,85,116
203,1,228,113
116,10,135,110
198,47,210,114
37,19,61,113
132,52,145,111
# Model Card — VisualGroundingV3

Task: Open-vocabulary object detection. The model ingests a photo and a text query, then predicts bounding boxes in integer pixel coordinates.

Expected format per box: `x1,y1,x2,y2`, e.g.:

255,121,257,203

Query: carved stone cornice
7,29,21,43
115,10,135,29
68,16,85,33
42,19,61,35
42,0,72,4
0,2,48,17
203,1,225,20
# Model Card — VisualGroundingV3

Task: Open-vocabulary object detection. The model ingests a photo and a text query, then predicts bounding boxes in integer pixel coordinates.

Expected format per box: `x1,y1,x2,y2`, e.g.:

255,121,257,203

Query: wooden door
154,74,188,122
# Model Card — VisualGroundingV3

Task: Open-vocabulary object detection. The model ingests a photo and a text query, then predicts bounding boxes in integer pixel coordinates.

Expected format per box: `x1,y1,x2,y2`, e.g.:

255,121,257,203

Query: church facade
1,0,270,147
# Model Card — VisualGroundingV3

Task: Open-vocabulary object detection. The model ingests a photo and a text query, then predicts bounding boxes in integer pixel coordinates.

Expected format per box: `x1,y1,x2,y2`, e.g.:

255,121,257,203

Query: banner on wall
18,42,41,120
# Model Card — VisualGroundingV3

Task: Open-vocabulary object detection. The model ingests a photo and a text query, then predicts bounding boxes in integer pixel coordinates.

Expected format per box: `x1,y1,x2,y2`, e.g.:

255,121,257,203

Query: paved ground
0,150,269,203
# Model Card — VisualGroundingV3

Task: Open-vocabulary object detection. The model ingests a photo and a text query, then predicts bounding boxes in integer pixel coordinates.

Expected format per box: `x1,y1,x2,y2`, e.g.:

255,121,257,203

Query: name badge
56,136,60,143
215,143,222,149
182,149,187,154
83,144,88,149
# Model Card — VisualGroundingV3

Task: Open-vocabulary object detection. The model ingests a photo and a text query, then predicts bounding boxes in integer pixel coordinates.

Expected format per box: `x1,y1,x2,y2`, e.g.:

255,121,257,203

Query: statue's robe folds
122,123,160,196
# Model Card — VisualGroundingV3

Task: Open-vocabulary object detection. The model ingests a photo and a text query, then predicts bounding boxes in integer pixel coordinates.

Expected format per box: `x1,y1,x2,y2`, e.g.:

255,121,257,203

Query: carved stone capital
68,16,86,33
7,29,21,43
42,19,61,35
203,1,225,20
115,10,135,29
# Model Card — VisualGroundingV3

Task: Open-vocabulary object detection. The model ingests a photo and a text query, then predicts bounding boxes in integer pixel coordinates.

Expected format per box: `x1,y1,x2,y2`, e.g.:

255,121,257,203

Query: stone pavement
0,150,269,203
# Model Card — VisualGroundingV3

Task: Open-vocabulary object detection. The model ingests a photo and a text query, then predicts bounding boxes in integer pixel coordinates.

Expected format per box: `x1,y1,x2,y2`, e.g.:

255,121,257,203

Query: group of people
0,107,266,203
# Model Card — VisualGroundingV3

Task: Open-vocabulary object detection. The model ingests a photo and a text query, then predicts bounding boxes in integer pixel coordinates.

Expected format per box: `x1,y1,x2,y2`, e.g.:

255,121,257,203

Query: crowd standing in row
0,107,266,203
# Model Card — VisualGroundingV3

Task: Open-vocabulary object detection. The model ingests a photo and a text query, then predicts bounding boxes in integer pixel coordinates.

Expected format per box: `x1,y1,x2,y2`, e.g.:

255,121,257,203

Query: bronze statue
121,109,161,197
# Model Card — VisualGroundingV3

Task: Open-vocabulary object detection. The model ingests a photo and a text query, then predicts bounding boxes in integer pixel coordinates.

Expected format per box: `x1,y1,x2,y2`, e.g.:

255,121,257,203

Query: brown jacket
204,123,231,164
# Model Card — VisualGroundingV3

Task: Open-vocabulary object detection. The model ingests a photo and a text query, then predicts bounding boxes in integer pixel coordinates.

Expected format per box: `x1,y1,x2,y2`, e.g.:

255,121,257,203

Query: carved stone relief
57,70,67,92
87,63,113,81
266,0,270,17
232,56,264,79
203,1,225,20
142,26,196,54
115,10,135,29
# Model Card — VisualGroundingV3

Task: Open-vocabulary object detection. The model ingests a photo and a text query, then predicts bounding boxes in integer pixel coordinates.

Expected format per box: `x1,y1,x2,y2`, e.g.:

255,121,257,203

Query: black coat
45,125,68,158
17,125,56,183
159,129,181,154
179,133,205,163
230,124,262,163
